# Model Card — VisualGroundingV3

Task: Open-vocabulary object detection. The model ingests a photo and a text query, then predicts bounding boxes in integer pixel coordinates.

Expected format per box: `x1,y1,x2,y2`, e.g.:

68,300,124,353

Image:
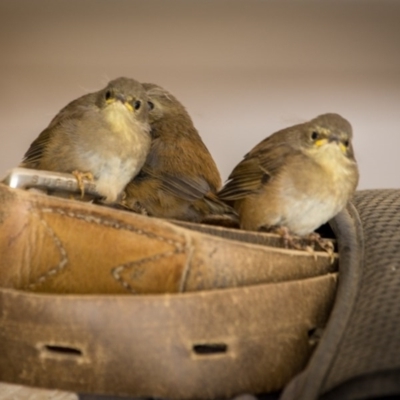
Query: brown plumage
124,83,235,222
218,113,359,235
20,77,151,203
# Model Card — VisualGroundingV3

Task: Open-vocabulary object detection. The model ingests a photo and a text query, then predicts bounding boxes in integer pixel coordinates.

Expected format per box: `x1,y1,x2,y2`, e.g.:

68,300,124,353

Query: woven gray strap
281,189,400,400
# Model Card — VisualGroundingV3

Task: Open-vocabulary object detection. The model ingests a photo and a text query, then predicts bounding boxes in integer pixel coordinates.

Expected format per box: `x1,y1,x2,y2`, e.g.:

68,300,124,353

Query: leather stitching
112,249,185,293
41,207,184,246
28,207,187,293
178,229,195,293
26,211,68,289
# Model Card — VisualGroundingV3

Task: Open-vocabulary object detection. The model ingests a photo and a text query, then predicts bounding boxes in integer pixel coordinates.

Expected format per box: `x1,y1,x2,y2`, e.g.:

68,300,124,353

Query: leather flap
0,274,337,398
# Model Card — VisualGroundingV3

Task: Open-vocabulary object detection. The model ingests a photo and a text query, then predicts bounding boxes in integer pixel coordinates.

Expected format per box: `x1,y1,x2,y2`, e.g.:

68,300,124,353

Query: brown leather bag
0,172,337,399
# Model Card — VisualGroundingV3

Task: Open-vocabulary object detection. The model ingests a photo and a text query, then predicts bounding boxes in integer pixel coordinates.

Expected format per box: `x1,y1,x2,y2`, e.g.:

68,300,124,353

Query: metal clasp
2,168,101,199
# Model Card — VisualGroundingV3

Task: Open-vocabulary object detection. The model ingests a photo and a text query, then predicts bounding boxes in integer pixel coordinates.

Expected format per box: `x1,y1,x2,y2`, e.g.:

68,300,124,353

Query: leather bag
0,179,337,399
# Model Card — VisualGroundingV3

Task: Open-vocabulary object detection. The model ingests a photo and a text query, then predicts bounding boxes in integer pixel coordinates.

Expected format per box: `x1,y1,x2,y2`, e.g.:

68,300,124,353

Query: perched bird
218,113,359,240
20,77,151,203
123,83,235,223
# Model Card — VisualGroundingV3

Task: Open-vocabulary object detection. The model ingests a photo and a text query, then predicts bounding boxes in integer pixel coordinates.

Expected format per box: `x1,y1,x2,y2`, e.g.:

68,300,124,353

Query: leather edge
279,201,365,400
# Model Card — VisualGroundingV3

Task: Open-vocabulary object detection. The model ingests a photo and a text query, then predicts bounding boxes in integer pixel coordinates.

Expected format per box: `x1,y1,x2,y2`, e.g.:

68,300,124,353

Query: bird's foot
130,201,148,215
267,226,302,249
120,196,149,215
72,171,94,198
266,226,323,260
306,232,336,263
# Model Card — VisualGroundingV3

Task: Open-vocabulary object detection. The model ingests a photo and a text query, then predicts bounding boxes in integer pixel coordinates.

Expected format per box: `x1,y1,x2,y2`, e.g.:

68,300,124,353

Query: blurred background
0,1,399,397
1,0,400,189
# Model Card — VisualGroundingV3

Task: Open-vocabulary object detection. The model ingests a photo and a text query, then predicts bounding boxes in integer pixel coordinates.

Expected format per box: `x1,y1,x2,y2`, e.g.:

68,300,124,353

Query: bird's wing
142,165,211,202
47,92,97,130
21,93,97,168
20,128,53,168
218,136,297,201
141,166,235,215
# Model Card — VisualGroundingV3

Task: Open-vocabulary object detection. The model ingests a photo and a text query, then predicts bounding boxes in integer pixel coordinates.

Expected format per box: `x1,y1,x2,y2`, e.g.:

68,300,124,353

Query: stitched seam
26,212,68,289
112,248,186,294
178,229,194,293
40,207,183,247
39,206,187,293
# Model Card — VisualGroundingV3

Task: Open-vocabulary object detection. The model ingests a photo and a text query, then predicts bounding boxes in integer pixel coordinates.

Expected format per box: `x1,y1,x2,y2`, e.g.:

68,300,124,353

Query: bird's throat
104,102,136,137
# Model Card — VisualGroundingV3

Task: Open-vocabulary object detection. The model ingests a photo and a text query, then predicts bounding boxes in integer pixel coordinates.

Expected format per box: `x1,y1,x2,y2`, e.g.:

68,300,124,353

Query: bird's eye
344,139,349,147
105,90,112,100
148,101,154,111
311,131,319,140
134,100,141,110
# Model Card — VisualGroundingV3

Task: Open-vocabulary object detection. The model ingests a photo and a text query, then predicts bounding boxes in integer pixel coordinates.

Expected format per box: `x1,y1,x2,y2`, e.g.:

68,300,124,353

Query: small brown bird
123,83,235,222
218,113,359,239
20,77,151,203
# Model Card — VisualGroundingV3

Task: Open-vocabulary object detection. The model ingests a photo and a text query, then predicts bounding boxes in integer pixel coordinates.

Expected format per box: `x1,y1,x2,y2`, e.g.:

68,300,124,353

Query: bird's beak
115,94,133,112
315,138,328,148
328,133,340,144
115,94,126,103
328,133,347,153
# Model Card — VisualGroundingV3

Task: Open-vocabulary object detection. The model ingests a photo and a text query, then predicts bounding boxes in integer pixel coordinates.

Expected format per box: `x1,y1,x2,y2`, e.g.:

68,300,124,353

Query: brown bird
123,83,235,222
218,113,359,241
20,77,151,203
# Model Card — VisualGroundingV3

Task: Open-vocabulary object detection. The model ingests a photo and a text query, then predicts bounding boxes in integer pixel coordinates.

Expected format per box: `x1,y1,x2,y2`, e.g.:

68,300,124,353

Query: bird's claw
72,170,94,198
306,233,336,263
266,226,335,262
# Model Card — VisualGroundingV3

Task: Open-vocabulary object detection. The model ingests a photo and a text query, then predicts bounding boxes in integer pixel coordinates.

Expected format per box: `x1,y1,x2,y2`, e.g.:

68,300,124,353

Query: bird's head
98,77,150,122
301,113,355,160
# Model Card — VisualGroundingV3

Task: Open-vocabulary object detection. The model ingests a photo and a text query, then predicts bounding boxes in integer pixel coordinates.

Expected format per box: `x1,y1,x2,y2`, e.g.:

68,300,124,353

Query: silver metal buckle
2,168,101,199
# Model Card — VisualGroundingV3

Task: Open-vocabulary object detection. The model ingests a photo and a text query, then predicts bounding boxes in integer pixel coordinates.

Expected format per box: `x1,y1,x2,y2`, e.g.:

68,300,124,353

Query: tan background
1,0,400,190
0,1,399,396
